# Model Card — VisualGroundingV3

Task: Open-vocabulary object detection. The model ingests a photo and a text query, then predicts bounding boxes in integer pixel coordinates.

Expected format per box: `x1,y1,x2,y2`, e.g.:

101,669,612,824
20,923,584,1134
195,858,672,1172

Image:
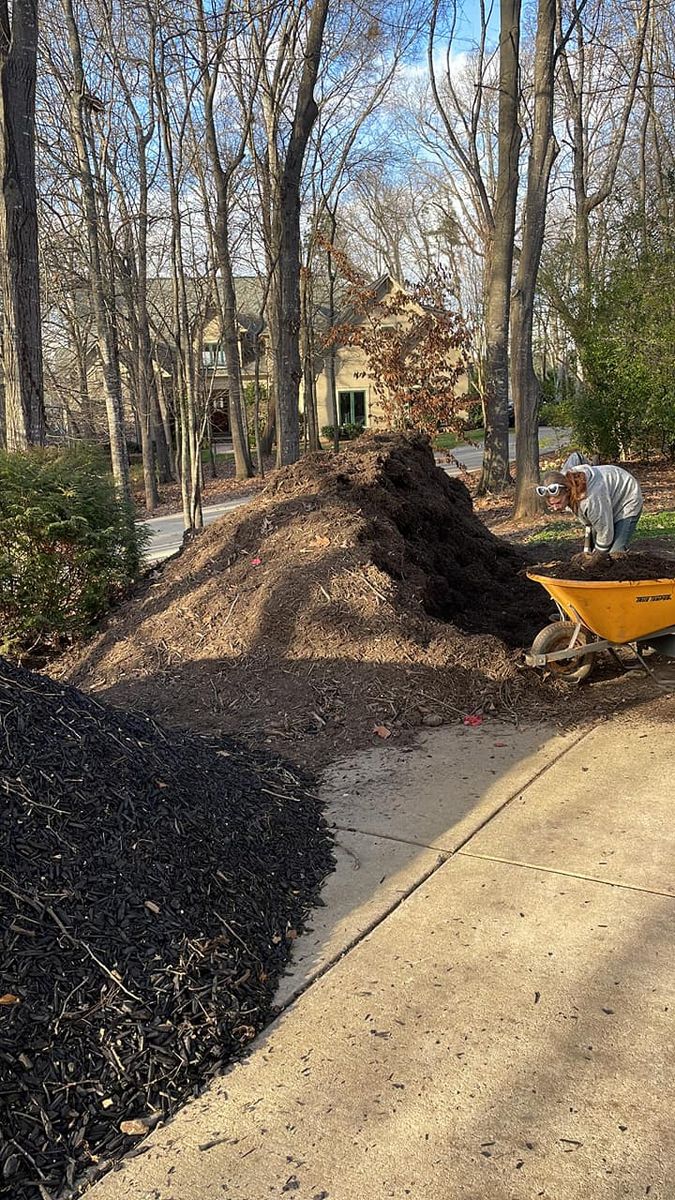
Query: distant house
313,274,469,434
201,273,469,437
40,273,468,446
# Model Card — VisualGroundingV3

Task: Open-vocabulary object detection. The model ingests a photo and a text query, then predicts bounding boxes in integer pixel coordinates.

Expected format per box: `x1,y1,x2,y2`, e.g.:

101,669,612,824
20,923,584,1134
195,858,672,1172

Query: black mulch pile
531,550,675,582
0,660,334,1199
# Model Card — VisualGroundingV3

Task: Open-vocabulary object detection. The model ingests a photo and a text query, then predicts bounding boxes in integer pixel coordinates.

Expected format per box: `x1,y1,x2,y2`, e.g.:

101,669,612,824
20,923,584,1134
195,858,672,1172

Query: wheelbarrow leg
608,647,629,673
630,644,672,689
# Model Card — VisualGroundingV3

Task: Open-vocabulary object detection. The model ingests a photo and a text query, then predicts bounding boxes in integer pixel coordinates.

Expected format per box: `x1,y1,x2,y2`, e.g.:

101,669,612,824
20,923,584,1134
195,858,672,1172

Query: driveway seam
329,726,593,855
330,823,446,850
457,849,675,900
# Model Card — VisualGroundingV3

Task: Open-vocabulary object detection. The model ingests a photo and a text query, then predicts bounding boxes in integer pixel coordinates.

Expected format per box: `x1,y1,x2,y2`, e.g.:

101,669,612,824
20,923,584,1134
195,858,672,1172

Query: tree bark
273,0,329,467
478,0,521,494
0,0,45,449
198,7,253,481
301,270,320,451
61,0,130,500
511,0,558,520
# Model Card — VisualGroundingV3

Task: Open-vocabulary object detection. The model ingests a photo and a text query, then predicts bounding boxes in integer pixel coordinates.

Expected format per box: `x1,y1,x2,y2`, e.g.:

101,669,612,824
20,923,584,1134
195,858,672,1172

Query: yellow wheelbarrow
525,570,675,683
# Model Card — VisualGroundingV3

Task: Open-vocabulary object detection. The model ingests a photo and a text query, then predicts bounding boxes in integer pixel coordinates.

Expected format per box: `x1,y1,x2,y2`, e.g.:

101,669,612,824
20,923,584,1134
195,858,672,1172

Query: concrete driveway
86,698,675,1200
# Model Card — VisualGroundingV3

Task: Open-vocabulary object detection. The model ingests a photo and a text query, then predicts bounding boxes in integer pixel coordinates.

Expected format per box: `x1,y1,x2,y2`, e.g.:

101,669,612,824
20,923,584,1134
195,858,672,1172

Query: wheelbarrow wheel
530,621,595,683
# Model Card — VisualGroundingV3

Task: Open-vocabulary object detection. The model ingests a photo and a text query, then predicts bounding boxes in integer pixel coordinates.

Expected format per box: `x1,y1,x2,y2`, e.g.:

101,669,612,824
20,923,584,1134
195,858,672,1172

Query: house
40,273,468,447
201,273,469,438
312,274,469,434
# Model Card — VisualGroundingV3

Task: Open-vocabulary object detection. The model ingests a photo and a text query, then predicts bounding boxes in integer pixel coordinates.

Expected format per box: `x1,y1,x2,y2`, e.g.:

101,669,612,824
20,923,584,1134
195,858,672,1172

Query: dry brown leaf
0,994,20,1006
372,725,391,739
120,1119,149,1137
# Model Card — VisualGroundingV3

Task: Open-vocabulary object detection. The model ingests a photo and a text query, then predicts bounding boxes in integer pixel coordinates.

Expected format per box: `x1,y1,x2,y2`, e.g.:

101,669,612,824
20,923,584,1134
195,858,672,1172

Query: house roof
40,272,399,375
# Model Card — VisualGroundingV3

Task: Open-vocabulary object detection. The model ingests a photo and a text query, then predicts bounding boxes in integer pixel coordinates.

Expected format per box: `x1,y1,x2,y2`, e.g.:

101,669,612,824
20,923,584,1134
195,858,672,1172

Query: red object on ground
463,714,483,727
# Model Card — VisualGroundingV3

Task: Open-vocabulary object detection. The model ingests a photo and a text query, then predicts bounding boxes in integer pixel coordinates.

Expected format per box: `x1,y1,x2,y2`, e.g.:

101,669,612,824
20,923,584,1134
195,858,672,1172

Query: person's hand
581,550,610,571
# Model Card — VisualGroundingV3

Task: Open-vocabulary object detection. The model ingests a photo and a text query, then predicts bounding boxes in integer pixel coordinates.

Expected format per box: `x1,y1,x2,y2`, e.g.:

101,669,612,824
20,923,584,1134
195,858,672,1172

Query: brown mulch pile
532,551,675,583
58,434,564,766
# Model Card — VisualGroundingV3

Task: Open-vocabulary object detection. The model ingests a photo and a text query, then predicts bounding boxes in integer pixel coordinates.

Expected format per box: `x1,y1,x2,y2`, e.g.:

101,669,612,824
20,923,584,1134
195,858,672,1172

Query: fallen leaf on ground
0,994,20,1006
373,725,392,739
120,1120,150,1137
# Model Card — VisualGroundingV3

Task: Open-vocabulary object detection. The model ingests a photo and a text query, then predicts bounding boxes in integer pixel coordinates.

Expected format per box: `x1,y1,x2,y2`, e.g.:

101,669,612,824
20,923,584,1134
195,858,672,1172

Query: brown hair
564,470,588,512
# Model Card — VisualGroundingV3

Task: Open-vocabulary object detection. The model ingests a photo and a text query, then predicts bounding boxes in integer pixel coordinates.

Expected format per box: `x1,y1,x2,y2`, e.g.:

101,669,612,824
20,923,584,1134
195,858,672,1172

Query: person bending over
536,463,643,570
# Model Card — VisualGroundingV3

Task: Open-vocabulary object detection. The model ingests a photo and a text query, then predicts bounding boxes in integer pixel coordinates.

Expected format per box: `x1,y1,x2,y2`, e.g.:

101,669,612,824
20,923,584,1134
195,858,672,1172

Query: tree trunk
276,193,304,465
0,0,45,450
219,237,253,478
511,0,558,520
252,332,265,476
198,26,253,482
326,347,339,453
301,271,320,452
259,277,278,457
154,366,175,479
273,0,329,467
61,0,130,501
478,0,521,495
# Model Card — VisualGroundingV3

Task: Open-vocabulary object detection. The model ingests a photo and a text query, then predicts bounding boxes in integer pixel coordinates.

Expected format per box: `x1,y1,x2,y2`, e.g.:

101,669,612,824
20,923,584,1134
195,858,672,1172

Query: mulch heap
532,550,675,583
0,659,333,1200
59,433,556,765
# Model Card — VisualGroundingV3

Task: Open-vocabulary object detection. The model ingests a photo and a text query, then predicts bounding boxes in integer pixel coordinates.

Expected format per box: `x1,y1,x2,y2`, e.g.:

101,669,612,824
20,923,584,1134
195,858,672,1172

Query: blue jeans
610,511,642,552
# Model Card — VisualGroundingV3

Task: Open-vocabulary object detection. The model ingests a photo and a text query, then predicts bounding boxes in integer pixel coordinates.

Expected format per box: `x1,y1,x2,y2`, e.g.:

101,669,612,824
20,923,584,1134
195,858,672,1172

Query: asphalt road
143,496,254,563
439,425,570,474
141,427,570,563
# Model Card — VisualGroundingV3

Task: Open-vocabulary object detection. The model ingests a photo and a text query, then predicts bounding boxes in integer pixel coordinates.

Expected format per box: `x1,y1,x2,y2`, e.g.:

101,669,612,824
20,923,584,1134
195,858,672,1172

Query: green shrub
0,446,146,657
559,239,675,459
321,423,365,441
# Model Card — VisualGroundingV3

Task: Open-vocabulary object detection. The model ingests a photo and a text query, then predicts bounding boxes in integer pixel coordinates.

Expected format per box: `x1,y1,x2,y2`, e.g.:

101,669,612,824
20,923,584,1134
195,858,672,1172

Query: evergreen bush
321,423,365,441
0,446,146,657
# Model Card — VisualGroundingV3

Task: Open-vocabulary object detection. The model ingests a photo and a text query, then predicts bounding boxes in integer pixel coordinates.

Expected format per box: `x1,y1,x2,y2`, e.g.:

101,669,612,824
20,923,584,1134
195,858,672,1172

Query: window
202,343,226,367
338,389,366,426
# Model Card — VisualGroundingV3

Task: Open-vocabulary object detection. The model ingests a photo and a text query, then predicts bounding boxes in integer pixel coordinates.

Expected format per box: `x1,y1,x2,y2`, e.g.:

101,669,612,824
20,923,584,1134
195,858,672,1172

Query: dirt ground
61,436,556,767
58,437,674,770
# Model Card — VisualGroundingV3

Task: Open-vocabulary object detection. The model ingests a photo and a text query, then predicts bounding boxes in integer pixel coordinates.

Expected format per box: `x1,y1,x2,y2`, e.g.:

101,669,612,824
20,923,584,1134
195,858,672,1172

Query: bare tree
149,14,204,529
428,0,521,493
195,0,255,480
510,0,559,519
557,0,650,300
246,0,329,466
0,0,45,448
58,0,130,500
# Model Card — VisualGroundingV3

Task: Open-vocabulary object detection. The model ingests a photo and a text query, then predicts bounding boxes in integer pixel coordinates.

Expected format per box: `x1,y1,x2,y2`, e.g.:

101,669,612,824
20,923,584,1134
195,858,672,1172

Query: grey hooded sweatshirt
569,465,643,552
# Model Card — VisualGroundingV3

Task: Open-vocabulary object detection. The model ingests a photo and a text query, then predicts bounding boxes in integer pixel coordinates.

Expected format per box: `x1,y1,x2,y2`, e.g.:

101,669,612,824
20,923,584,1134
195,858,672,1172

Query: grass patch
433,429,484,450
526,510,675,546
201,448,234,464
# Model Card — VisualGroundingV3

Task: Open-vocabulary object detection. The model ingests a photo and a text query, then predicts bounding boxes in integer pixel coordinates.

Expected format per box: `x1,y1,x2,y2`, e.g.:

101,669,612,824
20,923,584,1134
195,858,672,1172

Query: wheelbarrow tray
527,571,675,644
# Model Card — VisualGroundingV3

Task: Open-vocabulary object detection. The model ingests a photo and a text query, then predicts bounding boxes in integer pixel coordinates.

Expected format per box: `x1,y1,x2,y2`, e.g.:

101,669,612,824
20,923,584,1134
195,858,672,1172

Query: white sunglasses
535,483,567,497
